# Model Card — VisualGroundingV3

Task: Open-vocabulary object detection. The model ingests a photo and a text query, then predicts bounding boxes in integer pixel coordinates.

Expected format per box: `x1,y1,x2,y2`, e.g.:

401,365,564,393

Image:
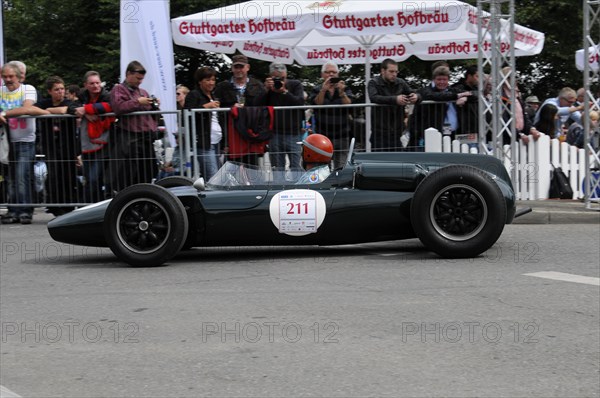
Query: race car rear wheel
104,184,189,266
154,176,195,188
411,165,506,258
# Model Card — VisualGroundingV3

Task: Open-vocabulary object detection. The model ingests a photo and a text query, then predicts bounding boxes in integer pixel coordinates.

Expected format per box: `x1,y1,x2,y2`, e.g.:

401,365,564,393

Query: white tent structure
171,0,544,66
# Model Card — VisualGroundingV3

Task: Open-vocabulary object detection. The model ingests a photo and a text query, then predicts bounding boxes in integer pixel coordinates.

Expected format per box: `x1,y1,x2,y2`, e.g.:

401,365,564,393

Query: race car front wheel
154,176,195,188
411,165,506,258
104,184,189,266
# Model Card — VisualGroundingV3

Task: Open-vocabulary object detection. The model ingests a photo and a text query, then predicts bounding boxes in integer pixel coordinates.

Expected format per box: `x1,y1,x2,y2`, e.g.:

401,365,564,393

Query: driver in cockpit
296,133,333,184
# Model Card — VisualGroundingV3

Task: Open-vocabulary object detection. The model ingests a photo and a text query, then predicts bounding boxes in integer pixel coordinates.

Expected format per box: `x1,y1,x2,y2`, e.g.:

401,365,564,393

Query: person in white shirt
0,61,49,224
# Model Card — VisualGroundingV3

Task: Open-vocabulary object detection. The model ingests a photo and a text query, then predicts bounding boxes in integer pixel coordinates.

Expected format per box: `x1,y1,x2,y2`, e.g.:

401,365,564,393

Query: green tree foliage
1,0,589,101
463,0,586,99
3,0,120,89
513,0,585,98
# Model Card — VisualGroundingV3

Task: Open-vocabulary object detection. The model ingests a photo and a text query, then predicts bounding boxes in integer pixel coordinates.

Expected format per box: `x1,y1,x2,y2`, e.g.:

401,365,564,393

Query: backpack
566,122,584,148
230,106,274,143
549,167,574,199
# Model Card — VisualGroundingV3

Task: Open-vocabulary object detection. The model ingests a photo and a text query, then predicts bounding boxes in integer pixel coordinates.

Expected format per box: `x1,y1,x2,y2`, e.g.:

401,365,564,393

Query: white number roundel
269,189,327,236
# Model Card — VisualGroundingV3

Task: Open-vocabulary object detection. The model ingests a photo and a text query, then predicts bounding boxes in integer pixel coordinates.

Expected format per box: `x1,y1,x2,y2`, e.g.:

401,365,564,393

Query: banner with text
120,0,177,139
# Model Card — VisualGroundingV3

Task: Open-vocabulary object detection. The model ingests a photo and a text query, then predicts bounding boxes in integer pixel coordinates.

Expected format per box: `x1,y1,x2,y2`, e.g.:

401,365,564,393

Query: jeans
109,130,156,192
83,151,108,202
7,141,35,216
269,132,303,170
197,144,220,180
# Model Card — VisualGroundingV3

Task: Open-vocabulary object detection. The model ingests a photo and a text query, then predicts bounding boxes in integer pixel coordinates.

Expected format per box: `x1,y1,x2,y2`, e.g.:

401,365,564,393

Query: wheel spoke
436,212,453,221
123,220,139,228
147,231,160,243
152,223,169,231
463,203,480,212
138,232,148,248
437,200,453,210
147,209,164,222
128,229,141,243
128,208,142,220
464,214,480,224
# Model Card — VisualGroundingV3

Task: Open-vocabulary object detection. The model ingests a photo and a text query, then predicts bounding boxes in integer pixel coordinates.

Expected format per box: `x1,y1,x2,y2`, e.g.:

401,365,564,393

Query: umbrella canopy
576,45,600,72
171,0,544,65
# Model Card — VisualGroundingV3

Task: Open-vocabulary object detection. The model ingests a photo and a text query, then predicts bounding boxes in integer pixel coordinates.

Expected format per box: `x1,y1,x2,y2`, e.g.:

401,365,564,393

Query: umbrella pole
365,46,372,152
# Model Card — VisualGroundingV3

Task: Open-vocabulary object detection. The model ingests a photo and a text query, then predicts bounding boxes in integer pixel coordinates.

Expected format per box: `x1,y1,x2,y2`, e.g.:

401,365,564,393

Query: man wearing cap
525,95,540,120
215,54,265,108
214,54,266,165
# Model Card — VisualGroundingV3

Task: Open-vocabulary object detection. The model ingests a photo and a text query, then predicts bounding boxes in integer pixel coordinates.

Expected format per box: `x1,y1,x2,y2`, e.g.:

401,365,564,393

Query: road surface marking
0,386,22,398
524,271,600,286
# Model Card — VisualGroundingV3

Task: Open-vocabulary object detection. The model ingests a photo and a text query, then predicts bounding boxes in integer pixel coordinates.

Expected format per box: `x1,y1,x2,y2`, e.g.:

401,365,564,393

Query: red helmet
302,134,333,164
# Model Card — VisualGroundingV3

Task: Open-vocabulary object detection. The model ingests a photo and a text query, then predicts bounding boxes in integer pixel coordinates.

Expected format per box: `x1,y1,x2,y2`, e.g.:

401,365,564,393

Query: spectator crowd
1,56,598,224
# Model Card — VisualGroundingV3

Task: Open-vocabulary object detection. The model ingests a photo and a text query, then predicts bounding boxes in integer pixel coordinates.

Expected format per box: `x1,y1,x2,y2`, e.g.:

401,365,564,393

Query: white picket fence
423,127,600,200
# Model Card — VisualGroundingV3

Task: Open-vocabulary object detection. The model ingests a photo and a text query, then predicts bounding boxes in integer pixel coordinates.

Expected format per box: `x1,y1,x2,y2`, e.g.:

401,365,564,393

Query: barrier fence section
1,101,598,210
424,128,600,200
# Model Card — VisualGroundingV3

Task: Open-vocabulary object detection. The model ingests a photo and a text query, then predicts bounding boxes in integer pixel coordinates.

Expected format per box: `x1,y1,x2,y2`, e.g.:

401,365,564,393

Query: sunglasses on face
130,70,146,75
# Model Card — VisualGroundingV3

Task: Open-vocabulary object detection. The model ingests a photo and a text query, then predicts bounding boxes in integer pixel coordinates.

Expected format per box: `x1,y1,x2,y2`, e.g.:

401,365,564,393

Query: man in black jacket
410,66,472,149
367,58,420,151
255,62,305,170
451,65,479,137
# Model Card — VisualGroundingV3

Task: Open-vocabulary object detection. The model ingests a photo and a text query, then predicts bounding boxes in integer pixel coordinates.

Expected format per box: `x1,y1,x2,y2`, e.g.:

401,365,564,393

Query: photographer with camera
309,61,353,168
255,62,305,170
110,60,161,192
184,66,223,180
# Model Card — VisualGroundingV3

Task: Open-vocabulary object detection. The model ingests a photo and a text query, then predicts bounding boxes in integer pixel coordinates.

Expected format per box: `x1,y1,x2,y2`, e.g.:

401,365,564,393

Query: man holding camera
110,60,160,192
368,58,420,151
255,62,305,170
309,61,353,169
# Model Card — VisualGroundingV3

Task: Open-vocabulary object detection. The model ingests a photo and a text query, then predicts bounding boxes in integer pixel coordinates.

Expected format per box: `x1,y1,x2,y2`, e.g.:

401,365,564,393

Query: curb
513,201,600,224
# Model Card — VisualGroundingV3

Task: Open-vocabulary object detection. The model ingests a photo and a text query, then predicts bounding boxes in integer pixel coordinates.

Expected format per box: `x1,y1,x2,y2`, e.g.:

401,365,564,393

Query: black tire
154,176,195,188
410,165,506,258
104,184,189,266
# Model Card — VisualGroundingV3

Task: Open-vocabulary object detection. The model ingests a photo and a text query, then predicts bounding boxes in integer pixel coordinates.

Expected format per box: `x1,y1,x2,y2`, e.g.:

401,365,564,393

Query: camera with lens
149,95,159,110
273,77,284,90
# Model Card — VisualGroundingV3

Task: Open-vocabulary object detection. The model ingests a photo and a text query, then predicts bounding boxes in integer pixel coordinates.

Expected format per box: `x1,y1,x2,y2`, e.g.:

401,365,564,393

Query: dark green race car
48,140,522,266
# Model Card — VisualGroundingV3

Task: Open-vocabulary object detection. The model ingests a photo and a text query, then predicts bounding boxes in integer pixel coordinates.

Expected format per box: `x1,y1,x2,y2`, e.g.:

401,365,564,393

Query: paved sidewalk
513,199,600,224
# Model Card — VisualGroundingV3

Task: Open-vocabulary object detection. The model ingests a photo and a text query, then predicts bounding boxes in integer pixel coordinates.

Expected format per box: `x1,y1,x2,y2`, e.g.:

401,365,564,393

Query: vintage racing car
48,140,525,266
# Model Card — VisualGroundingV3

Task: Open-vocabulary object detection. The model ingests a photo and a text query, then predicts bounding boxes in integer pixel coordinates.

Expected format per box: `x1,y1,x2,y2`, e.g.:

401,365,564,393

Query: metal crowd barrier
5,99,586,209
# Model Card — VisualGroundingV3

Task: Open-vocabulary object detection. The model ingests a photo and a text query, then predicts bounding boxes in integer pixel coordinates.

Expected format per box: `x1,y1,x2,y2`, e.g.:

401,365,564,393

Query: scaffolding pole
583,0,600,209
477,0,518,189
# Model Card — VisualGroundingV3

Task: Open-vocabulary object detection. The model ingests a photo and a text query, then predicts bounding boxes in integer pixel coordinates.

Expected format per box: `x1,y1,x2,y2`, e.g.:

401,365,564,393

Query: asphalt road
0,218,599,397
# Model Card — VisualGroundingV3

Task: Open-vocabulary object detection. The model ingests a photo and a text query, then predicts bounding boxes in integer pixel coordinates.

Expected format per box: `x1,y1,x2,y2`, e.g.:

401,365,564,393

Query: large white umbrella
171,0,544,150
171,0,544,66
